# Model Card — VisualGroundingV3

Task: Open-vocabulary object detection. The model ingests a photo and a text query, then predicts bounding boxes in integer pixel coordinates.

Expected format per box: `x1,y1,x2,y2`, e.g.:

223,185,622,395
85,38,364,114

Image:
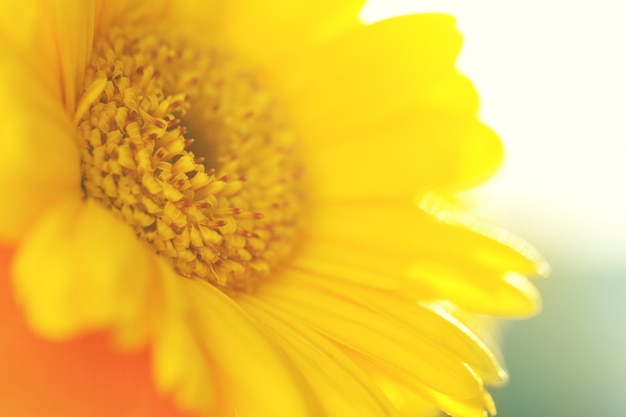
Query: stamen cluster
77,27,302,291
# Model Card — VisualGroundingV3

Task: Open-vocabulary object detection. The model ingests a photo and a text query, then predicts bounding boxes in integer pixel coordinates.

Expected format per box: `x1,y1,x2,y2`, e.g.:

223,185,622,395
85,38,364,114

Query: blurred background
362,1,626,416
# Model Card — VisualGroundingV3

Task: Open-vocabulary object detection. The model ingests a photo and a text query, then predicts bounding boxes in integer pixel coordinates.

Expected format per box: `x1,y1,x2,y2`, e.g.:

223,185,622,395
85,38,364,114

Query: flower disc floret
77,27,303,291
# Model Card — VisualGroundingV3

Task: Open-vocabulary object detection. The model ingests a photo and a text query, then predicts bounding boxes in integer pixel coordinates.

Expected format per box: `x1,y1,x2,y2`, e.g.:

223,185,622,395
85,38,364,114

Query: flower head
0,1,547,416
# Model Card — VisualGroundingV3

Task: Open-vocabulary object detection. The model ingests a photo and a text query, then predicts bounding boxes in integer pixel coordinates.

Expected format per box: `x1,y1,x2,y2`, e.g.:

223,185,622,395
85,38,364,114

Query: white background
363,1,626,416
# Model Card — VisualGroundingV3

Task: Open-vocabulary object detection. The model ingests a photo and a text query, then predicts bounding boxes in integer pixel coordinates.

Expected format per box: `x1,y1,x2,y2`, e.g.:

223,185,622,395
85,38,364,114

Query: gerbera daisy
0,1,547,416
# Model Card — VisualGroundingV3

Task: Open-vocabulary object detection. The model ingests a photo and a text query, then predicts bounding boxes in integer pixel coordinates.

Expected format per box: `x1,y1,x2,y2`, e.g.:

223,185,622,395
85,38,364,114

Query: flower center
76,27,303,292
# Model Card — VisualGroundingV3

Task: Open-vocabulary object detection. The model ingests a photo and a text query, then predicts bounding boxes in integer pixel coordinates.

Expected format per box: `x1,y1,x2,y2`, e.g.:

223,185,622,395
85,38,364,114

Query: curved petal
303,119,501,200
141,263,219,416
47,0,97,115
0,246,192,417
240,295,399,417
184,279,316,417
0,52,81,243
410,263,541,317
307,199,549,276
95,0,221,40
306,201,547,278
273,14,499,198
12,197,153,340
216,0,365,70
297,201,544,317
295,238,541,318
0,1,61,97
11,198,219,415
278,265,508,384
281,14,469,130
417,193,550,277
356,358,496,417
254,270,484,400
0,2,41,46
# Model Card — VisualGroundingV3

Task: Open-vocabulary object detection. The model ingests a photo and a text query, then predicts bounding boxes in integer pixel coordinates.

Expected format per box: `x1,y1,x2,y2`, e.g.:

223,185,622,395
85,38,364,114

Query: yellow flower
0,1,547,416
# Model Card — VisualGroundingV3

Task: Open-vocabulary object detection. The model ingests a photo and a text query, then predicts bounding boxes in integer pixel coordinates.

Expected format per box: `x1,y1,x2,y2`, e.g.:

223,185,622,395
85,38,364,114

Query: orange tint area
0,246,195,417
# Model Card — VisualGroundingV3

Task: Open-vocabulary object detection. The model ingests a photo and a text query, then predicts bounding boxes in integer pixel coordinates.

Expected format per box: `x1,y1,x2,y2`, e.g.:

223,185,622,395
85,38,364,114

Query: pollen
76,27,303,291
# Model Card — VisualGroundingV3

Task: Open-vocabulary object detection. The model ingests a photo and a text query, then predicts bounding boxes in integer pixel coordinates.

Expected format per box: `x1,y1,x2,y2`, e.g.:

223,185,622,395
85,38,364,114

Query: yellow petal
217,0,365,70
151,316,218,415
427,388,496,417
48,0,96,115
275,267,507,384
0,1,60,95
184,279,314,417
95,0,166,30
365,365,495,417
95,0,221,40
293,240,407,290
418,193,550,276
151,268,218,414
405,301,506,385
306,202,547,278
2,0,97,115
354,292,505,384
282,14,469,132
299,201,543,317
0,52,80,243
12,197,154,341
275,14,501,197
410,262,541,317
0,1,40,45
240,296,396,417
13,197,218,414
256,271,484,399
290,246,518,378
296,237,540,318
304,120,501,200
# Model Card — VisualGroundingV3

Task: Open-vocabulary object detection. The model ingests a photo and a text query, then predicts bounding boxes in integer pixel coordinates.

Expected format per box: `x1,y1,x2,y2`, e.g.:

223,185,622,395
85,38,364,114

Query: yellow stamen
76,27,302,291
